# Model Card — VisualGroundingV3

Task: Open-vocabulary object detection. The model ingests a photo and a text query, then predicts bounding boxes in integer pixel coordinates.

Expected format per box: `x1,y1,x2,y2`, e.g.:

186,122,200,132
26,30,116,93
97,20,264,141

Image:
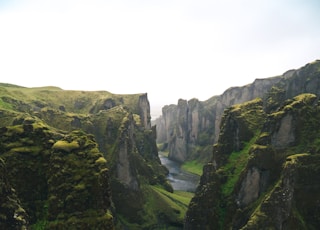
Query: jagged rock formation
184,60,320,229
0,86,177,229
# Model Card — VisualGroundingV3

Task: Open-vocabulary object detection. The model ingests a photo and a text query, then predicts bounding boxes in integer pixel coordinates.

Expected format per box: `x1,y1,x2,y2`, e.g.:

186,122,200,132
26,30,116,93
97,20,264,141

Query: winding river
159,152,200,192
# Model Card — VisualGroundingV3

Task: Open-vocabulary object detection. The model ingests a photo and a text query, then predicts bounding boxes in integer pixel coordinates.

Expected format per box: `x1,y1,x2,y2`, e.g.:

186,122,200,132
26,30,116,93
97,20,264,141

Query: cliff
0,86,181,229
155,60,320,166
154,75,282,163
184,60,320,229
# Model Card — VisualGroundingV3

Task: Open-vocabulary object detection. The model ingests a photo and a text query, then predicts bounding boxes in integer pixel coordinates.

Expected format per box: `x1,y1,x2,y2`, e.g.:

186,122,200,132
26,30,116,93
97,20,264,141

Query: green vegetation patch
95,156,107,164
121,185,194,229
151,186,194,207
0,97,13,110
148,186,190,222
52,140,80,152
285,153,310,165
181,160,203,176
10,146,42,156
220,135,259,196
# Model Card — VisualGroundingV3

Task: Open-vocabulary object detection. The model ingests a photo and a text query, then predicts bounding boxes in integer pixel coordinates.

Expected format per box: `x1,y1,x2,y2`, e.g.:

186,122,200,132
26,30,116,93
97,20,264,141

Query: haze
1,0,320,118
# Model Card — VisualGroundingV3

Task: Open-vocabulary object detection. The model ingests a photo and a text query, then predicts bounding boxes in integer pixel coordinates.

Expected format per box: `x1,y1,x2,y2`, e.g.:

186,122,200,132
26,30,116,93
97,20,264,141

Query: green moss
133,114,141,125
5,126,24,136
52,140,80,152
10,146,42,156
285,153,310,165
259,132,269,139
74,183,86,191
95,157,107,164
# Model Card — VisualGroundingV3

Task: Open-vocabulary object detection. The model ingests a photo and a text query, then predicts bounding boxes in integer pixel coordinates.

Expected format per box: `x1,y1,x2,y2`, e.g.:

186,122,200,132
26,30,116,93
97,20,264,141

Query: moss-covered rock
48,130,113,229
0,119,114,229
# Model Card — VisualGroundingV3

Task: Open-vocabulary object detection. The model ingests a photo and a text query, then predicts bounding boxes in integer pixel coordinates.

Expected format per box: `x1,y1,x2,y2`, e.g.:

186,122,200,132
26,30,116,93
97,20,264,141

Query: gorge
0,59,320,229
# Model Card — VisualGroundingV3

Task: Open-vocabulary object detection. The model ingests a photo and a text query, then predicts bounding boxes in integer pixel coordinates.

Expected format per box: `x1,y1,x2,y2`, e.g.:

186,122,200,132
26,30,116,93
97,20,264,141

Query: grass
220,150,249,196
52,140,80,152
149,186,192,223
0,97,13,110
181,160,203,176
126,185,195,229
151,186,194,207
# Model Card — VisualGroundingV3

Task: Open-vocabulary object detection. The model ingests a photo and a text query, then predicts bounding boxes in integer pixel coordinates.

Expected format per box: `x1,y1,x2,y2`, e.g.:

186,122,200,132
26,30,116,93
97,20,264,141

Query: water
159,152,200,192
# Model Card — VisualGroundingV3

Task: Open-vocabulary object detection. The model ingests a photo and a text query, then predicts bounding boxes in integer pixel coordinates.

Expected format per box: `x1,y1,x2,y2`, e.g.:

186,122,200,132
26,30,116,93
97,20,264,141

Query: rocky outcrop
116,114,139,190
167,99,189,162
155,98,214,162
0,85,175,228
138,93,151,129
185,92,320,229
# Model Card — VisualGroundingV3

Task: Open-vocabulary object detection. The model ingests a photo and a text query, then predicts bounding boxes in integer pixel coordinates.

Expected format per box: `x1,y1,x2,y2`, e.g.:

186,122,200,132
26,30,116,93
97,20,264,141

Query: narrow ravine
159,152,200,192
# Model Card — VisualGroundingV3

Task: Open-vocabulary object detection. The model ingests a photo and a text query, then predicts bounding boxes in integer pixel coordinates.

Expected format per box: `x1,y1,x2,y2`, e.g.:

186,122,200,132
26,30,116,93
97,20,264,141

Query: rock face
184,60,320,229
138,93,152,129
116,114,139,190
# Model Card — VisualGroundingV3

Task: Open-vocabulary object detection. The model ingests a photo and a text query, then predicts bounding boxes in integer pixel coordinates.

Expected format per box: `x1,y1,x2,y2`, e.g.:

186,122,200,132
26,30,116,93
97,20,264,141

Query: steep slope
185,91,320,229
0,84,186,229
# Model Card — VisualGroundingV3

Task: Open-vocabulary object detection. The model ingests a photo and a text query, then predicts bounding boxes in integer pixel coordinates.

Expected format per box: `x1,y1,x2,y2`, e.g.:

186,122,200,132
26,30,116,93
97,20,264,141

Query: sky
1,0,320,118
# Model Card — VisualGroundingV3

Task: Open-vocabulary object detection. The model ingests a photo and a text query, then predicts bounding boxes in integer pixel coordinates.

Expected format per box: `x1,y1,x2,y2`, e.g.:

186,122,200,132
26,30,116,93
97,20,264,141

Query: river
159,152,200,192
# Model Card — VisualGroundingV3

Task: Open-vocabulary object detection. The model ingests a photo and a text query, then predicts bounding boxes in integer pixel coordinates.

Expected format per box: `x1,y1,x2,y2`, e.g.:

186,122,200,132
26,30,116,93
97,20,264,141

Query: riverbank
158,152,200,193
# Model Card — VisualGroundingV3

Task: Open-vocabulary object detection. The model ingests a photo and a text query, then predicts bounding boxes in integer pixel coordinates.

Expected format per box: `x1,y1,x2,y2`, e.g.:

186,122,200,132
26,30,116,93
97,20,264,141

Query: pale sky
1,0,320,118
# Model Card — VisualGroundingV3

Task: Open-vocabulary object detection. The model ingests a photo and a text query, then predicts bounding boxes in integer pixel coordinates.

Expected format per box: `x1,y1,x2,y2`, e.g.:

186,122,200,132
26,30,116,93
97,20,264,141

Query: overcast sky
1,0,320,118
